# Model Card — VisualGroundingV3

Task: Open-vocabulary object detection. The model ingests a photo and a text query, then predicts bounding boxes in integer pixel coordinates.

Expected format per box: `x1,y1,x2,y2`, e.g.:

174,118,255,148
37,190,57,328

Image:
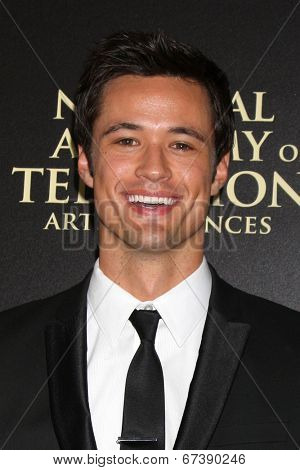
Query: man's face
78,75,229,252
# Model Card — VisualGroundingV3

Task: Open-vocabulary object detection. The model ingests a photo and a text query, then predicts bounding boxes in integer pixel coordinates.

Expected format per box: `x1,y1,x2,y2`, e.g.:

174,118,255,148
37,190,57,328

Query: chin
122,233,172,253
128,233,187,253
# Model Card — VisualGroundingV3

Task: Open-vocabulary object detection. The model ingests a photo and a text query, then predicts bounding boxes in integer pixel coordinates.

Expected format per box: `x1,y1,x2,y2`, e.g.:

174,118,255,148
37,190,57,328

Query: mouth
123,193,182,216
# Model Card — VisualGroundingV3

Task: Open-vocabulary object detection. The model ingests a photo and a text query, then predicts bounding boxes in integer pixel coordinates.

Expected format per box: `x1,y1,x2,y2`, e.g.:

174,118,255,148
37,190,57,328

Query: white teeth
128,195,176,205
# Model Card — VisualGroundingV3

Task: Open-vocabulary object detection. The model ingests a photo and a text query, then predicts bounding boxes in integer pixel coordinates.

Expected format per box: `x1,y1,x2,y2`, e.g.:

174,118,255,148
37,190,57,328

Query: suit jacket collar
45,268,96,450
45,262,251,450
174,263,251,449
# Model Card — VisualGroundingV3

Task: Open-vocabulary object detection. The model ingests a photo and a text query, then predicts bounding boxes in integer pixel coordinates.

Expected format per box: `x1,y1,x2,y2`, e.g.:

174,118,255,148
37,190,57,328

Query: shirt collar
87,256,212,348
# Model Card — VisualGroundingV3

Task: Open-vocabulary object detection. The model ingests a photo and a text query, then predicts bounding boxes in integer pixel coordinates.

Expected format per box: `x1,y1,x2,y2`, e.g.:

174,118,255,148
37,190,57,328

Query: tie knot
130,309,161,343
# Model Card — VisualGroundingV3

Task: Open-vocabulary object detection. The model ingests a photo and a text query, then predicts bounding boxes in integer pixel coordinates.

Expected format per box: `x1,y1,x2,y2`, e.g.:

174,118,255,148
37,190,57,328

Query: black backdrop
1,0,299,312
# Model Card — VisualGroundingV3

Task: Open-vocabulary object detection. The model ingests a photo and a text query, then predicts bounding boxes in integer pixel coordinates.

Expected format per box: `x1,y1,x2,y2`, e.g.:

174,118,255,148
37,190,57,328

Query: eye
171,142,193,151
116,138,139,146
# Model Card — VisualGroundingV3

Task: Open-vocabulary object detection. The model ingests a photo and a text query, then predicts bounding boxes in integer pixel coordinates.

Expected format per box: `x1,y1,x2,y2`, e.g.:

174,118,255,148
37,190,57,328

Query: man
0,31,299,450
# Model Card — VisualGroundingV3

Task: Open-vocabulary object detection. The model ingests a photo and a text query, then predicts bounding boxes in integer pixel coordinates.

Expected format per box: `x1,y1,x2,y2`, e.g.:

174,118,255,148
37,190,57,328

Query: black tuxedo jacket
0,263,299,450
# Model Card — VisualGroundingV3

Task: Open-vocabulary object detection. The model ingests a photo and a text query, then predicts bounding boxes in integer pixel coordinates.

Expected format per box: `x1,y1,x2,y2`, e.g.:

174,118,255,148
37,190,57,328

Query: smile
128,194,176,205
125,193,180,216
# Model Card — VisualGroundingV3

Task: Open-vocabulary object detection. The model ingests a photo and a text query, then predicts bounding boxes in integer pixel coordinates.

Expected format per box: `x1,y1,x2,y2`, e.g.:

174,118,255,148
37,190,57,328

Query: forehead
98,75,213,127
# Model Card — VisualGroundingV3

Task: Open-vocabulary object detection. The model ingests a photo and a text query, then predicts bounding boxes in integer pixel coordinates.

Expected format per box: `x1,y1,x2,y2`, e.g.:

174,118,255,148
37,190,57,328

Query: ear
210,152,230,196
77,146,94,189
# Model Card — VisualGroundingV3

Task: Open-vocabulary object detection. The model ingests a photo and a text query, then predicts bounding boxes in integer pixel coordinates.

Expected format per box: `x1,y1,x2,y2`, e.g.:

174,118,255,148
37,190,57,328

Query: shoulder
0,268,93,331
209,262,300,341
228,279,299,324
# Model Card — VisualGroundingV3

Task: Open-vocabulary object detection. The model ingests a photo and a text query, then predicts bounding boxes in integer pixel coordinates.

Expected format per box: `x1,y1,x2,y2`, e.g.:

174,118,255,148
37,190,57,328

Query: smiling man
78,73,227,297
0,31,299,450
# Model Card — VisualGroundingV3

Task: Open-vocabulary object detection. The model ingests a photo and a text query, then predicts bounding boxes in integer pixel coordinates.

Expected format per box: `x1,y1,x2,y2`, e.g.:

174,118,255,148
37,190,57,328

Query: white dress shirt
86,256,212,449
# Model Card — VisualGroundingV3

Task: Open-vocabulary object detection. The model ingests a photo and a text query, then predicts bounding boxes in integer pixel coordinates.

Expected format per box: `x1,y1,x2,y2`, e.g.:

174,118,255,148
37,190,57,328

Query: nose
135,144,172,182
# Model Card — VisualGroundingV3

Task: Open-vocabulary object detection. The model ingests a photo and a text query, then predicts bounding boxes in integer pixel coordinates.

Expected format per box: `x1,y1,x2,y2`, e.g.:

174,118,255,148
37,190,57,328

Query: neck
98,229,205,301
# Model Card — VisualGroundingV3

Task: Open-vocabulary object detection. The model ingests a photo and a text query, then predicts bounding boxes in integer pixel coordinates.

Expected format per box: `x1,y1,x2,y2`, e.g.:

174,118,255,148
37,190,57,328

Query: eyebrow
102,122,141,136
168,126,205,143
102,122,206,143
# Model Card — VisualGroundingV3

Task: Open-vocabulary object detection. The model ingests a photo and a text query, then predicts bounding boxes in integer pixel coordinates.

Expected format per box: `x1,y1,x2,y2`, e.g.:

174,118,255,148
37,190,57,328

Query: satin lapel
45,270,97,450
174,267,251,450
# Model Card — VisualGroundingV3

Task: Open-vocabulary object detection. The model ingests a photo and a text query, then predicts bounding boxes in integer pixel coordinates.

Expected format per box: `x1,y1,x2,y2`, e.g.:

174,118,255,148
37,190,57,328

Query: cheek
102,146,133,174
182,164,212,200
94,157,122,192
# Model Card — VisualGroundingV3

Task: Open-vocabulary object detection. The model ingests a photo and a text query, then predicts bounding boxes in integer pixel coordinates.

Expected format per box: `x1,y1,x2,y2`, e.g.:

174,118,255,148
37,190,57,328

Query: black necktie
118,309,165,450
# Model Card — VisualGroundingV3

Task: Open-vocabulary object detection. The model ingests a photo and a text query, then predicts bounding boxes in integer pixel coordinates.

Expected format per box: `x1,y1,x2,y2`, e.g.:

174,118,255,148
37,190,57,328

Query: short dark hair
73,30,234,169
